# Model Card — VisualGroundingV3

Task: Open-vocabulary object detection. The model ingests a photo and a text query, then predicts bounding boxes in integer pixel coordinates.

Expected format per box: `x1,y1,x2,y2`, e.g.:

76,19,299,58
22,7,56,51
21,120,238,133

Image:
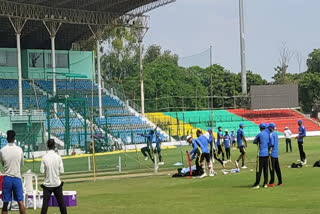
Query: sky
144,0,320,81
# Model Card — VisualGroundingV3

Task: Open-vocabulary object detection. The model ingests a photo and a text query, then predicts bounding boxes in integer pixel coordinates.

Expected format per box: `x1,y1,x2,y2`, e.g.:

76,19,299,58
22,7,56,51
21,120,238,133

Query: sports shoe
158,162,164,165
241,165,247,169
144,157,148,161
303,159,307,165
278,183,283,186
267,183,275,187
297,159,301,162
251,185,259,189
235,160,239,169
263,184,268,188
200,173,207,178
209,172,215,177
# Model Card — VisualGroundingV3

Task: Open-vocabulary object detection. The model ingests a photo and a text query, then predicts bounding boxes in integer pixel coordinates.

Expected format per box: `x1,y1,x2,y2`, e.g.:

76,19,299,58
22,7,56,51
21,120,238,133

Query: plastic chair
22,171,40,210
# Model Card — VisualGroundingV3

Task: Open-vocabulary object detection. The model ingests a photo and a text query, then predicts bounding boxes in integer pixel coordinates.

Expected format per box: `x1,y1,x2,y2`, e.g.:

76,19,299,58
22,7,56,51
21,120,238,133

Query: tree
272,44,293,84
299,72,320,112
306,49,320,74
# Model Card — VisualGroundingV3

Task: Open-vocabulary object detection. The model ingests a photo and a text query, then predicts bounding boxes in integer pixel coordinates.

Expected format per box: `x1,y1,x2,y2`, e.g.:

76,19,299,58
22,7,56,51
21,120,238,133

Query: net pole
91,51,97,182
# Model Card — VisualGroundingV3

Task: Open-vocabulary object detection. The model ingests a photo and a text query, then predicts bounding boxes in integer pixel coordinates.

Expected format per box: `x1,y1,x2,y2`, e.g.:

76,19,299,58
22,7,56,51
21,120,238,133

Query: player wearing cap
284,127,292,152
235,123,248,169
207,128,224,168
252,123,271,189
154,133,164,165
223,129,231,162
268,123,283,187
231,130,236,149
140,129,155,162
216,127,225,161
295,120,307,164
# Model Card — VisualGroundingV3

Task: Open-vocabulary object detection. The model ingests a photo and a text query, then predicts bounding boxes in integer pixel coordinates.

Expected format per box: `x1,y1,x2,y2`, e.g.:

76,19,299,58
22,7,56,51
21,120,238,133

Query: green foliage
299,72,320,112
307,49,320,74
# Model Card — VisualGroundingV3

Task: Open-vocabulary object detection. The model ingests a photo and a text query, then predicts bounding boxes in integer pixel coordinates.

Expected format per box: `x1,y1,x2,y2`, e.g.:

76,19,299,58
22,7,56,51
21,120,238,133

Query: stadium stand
228,109,320,134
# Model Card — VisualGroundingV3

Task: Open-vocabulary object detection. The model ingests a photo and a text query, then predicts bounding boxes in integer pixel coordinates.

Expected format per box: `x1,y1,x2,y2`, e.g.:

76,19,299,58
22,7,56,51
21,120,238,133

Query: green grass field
9,136,320,213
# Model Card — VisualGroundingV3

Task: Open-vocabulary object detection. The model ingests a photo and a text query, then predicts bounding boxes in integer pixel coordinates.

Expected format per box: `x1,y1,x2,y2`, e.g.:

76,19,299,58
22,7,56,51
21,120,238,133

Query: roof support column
9,17,27,116
89,25,104,118
43,21,62,113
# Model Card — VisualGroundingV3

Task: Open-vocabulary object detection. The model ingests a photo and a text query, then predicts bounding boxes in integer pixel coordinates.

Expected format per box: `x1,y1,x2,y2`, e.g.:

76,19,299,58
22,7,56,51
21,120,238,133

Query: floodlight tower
239,0,247,95
134,16,150,115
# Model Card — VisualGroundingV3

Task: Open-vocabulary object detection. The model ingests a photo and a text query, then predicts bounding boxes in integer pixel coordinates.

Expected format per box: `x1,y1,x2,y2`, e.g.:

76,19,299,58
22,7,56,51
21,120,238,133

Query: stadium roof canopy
0,0,174,49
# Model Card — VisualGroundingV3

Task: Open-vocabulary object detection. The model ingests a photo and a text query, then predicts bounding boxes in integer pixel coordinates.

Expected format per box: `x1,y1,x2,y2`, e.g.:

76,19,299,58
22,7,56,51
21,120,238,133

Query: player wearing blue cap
223,129,231,161
231,130,236,148
268,123,283,187
235,123,247,169
252,123,271,189
154,133,164,165
139,128,156,162
217,127,225,161
206,128,224,168
295,120,307,164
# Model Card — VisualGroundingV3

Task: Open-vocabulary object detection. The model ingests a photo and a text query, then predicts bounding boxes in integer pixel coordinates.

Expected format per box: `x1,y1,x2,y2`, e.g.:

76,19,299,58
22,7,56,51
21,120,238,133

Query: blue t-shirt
208,133,215,152
298,125,306,142
189,139,199,160
155,136,162,150
196,135,209,154
145,134,154,150
231,133,236,142
237,128,245,147
253,130,270,157
223,134,231,148
269,131,279,158
217,131,223,146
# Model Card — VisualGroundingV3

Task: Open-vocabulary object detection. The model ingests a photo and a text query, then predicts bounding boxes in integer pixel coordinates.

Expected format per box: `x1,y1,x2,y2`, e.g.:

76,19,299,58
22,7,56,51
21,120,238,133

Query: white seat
22,171,40,210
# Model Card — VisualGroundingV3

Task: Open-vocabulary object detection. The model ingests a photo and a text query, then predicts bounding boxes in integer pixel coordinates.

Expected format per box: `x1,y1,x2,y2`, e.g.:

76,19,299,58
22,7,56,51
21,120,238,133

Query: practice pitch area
22,136,320,214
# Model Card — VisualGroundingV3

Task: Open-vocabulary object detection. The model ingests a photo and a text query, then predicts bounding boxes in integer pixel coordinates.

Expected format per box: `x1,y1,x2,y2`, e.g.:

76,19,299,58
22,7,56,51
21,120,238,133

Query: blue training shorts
2,176,24,202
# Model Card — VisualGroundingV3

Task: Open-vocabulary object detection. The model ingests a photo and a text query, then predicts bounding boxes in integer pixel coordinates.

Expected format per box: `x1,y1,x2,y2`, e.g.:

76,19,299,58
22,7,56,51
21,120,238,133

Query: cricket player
154,133,164,165
195,130,213,178
139,128,156,162
187,135,202,175
216,126,225,161
40,139,67,214
268,123,283,187
231,130,236,148
207,129,224,167
252,123,270,189
0,130,25,214
223,129,231,162
284,127,292,152
296,120,307,164
235,123,247,169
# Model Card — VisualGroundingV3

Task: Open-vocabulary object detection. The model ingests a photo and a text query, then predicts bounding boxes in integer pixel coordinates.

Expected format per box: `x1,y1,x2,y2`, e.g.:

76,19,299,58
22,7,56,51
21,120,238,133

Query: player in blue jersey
139,128,156,162
295,120,307,164
187,135,201,175
223,129,232,162
231,130,236,149
207,128,224,168
195,130,214,178
267,123,283,187
252,123,271,189
235,123,248,169
154,133,164,165
216,126,225,161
